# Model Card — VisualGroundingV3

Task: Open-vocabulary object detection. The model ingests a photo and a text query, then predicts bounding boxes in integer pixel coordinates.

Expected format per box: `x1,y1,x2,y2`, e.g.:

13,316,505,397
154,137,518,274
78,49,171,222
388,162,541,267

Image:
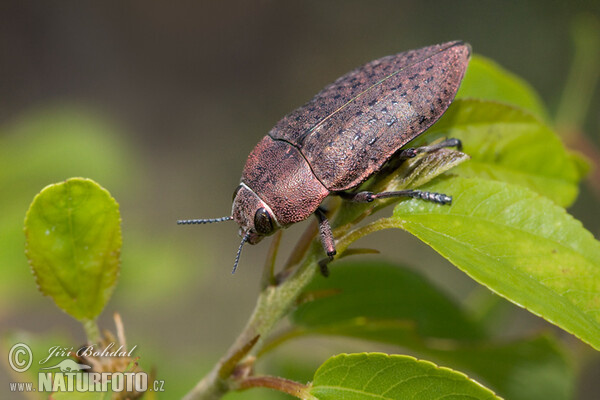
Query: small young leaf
308,353,499,400
24,178,121,322
418,99,583,207
390,176,600,350
457,55,548,120
0,107,135,314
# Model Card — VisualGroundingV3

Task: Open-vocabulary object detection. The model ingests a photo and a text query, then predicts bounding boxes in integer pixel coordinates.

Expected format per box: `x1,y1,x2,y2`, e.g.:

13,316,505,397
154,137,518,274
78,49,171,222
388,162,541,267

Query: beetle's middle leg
397,138,462,160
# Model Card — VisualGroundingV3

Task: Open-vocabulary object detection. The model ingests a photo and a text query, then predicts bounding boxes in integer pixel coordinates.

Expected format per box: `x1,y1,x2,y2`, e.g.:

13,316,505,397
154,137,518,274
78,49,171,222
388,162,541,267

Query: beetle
179,41,471,273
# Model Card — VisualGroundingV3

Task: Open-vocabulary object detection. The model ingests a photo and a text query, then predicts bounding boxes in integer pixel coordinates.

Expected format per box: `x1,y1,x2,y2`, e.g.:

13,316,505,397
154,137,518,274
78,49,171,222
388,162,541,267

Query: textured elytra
269,41,470,190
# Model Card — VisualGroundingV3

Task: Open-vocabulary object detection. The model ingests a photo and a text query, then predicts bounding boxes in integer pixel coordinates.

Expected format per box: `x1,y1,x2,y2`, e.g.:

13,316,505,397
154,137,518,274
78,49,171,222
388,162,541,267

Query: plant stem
283,218,319,272
82,318,101,344
183,244,321,400
334,217,400,256
237,375,316,400
256,327,308,358
555,14,600,137
262,230,282,289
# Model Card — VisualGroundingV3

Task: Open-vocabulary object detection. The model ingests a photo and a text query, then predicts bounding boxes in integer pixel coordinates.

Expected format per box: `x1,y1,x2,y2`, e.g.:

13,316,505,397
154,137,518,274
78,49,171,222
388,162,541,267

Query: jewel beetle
179,41,471,273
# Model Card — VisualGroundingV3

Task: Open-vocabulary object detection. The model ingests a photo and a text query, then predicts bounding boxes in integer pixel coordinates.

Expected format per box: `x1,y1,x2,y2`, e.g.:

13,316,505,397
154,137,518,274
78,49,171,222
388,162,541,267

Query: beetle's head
231,183,279,245
177,182,279,274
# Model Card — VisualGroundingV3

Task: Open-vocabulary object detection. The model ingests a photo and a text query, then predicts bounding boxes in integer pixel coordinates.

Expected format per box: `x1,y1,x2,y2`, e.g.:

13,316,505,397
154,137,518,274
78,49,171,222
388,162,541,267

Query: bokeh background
1,1,599,399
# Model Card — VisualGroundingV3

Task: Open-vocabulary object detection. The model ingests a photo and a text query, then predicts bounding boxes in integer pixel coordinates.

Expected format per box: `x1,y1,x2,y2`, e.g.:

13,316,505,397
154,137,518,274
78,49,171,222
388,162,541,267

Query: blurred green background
1,1,599,399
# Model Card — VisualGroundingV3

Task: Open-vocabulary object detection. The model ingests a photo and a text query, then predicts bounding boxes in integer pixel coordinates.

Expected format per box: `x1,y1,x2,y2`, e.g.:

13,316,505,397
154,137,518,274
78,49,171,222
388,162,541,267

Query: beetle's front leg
315,207,336,258
314,207,336,277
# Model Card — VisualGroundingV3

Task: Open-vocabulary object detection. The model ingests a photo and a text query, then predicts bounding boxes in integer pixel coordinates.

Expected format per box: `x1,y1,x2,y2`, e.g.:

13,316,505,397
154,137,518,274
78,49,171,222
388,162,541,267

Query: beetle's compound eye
254,208,274,235
232,185,242,201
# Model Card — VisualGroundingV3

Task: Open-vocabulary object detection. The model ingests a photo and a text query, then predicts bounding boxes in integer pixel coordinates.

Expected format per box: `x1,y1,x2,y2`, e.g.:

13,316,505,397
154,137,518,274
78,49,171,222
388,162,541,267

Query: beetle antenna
232,233,250,274
177,216,233,225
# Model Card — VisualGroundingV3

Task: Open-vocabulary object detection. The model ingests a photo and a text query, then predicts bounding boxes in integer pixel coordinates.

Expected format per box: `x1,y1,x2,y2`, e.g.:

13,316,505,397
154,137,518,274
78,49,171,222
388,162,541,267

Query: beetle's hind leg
339,188,452,205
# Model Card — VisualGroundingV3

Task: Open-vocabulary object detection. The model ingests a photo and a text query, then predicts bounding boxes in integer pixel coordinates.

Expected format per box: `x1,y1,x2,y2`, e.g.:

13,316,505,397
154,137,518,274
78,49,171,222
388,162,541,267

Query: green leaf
24,178,121,321
308,353,499,400
0,106,136,312
457,55,549,120
418,99,583,207
425,335,573,400
389,176,600,350
293,261,484,341
291,263,573,400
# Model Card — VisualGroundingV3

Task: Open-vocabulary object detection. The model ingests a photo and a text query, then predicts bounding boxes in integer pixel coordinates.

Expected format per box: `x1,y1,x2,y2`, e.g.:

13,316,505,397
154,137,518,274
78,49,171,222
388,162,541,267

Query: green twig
82,318,101,344
236,375,316,399
555,14,600,136
262,230,283,289
256,327,309,358
182,244,322,400
554,14,600,198
283,219,319,272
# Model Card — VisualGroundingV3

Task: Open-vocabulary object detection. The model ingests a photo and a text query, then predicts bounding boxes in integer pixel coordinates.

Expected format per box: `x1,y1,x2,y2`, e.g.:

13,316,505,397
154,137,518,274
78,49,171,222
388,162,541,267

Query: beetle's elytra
179,41,471,273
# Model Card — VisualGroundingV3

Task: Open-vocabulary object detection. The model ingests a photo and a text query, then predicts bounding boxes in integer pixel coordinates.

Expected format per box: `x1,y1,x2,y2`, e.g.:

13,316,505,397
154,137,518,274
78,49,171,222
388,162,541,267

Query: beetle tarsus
444,138,462,151
318,259,331,277
407,190,453,204
421,191,452,205
373,189,453,205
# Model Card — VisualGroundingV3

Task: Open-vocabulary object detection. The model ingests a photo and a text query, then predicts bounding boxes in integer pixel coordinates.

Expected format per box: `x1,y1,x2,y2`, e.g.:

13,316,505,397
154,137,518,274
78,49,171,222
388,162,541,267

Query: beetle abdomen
269,41,470,191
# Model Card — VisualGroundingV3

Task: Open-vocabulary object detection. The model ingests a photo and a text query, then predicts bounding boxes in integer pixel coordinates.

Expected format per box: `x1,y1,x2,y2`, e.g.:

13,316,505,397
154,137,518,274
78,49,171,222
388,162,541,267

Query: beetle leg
398,138,462,159
342,189,452,205
314,207,337,260
314,208,336,277
417,137,462,152
318,258,331,277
